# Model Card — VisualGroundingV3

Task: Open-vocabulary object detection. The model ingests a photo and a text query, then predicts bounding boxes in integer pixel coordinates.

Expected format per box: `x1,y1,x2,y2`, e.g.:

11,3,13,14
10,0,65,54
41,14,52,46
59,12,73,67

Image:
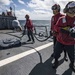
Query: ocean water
19,20,51,36
19,20,50,26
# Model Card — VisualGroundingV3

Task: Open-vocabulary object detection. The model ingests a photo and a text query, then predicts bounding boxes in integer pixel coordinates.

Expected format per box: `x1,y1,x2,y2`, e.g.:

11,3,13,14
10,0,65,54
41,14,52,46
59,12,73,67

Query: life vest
62,17,66,23
53,15,75,45
62,17,75,25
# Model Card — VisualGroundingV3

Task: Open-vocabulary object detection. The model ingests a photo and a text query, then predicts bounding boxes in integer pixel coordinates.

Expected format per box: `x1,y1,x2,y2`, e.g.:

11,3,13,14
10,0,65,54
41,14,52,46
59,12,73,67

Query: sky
0,0,75,20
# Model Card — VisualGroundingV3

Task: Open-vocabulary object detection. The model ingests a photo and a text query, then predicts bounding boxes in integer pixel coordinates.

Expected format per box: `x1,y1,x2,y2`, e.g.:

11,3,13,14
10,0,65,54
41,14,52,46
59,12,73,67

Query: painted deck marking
0,42,53,67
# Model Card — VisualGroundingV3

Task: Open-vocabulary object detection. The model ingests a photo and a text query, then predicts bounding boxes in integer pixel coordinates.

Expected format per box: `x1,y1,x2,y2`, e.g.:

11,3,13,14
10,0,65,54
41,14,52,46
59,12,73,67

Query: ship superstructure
0,7,16,29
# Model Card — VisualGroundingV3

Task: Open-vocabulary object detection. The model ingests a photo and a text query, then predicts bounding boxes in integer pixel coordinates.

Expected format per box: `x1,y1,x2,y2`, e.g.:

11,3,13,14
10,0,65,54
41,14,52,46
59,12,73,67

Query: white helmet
64,1,75,14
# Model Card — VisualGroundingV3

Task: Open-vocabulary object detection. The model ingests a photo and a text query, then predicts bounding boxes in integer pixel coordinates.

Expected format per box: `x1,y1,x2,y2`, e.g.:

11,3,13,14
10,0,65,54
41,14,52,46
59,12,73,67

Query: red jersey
25,19,33,30
54,15,75,45
51,13,64,36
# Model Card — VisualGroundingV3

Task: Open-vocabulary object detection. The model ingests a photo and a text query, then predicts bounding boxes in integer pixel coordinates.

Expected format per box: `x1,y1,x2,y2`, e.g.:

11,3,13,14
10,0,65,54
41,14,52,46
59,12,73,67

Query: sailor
52,1,75,72
24,14,35,43
50,4,68,61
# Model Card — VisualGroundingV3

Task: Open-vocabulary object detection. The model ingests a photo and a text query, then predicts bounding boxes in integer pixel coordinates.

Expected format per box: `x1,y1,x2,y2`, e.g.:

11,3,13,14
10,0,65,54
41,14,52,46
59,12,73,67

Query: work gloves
61,26,75,38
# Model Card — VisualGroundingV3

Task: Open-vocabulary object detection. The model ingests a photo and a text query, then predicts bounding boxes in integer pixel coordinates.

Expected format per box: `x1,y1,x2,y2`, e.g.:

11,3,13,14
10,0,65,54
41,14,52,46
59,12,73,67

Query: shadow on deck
29,56,73,75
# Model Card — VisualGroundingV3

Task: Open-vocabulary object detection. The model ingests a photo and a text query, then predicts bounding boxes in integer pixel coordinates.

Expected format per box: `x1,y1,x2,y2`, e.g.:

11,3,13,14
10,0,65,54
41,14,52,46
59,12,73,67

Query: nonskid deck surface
0,30,75,75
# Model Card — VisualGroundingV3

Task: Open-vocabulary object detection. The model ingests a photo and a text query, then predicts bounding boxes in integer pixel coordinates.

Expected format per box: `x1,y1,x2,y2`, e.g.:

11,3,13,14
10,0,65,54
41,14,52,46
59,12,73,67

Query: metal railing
34,25,49,37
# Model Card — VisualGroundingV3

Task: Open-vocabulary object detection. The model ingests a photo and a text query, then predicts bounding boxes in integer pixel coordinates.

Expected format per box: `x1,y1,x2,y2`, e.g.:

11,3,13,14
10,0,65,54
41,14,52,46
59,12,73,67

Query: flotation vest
62,17,75,25
55,16,75,45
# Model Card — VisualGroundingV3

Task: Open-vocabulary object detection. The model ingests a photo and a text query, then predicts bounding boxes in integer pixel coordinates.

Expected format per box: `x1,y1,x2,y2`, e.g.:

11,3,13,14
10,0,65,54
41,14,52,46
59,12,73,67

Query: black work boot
52,59,59,69
69,63,75,72
27,39,31,42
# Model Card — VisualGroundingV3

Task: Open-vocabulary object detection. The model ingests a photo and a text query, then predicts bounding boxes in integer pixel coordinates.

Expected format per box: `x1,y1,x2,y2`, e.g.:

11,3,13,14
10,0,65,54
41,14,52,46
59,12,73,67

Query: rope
34,34,51,42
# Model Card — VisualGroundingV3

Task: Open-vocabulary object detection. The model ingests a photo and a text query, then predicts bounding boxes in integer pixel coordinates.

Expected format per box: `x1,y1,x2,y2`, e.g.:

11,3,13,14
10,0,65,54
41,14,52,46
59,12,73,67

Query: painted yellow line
0,42,53,67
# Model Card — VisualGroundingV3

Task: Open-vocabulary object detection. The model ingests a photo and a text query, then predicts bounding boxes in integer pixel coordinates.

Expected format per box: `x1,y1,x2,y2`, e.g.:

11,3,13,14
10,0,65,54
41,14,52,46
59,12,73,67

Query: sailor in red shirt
51,4,67,60
51,4,64,45
52,1,75,72
24,14,35,43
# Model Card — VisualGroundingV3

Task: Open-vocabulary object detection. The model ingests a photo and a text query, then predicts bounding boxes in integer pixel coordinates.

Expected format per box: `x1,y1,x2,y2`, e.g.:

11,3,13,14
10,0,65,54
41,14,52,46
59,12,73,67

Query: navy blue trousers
53,36,67,57
54,41,74,64
27,30,34,42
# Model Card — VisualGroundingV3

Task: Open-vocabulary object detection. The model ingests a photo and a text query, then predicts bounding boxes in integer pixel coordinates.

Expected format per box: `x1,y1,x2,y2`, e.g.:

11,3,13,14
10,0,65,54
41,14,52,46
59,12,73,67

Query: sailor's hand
53,31,58,34
50,31,53,36
69,26,75,33
69,27,75,38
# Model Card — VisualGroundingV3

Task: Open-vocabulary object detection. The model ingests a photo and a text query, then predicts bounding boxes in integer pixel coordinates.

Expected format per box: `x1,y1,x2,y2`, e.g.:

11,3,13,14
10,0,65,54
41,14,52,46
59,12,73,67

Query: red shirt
25,19,33,30
54,15,75,45
51,13,64,36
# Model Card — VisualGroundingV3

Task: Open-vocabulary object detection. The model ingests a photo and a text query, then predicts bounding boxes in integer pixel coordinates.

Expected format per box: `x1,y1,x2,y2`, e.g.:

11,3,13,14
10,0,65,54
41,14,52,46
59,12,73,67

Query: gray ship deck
0,30,75,75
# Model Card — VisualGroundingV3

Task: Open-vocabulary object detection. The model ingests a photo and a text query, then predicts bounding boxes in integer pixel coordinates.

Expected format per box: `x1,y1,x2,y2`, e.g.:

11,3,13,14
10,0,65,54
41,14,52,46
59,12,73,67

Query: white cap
68,2,75,8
